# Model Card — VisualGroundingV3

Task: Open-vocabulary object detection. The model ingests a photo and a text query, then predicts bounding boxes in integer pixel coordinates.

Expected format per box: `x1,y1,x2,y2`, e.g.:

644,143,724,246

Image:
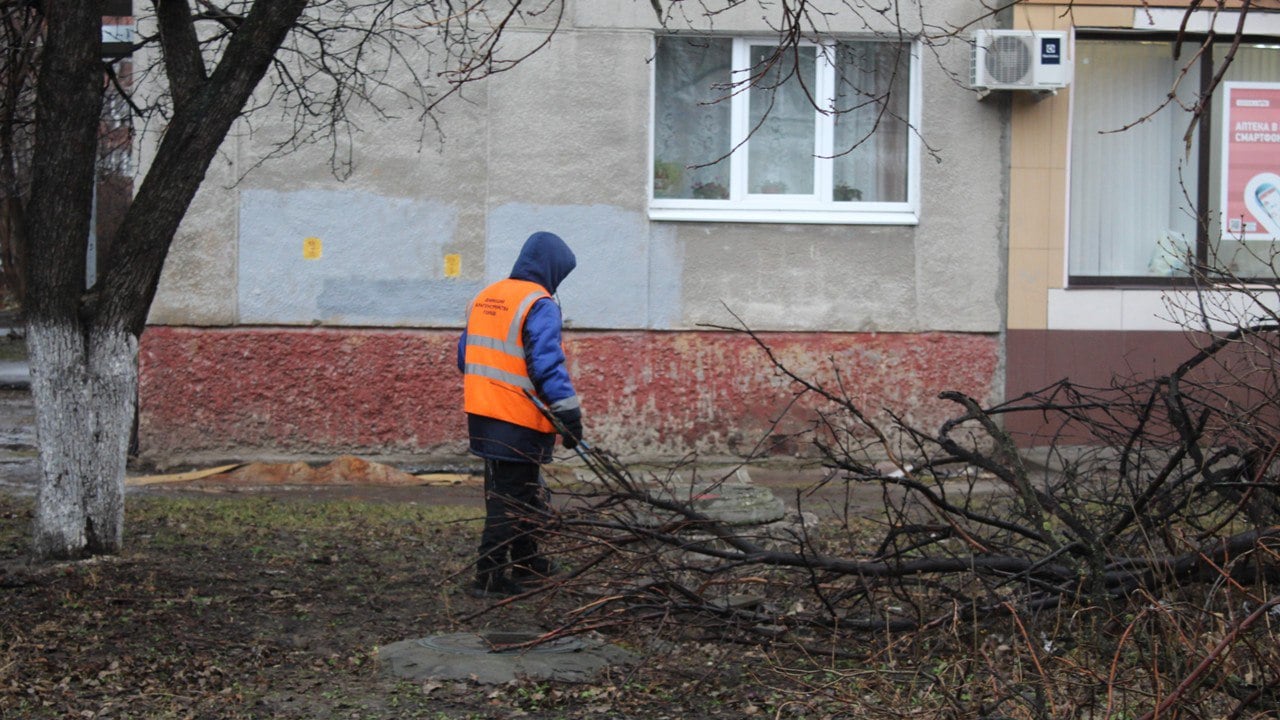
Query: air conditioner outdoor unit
970,29,1071,91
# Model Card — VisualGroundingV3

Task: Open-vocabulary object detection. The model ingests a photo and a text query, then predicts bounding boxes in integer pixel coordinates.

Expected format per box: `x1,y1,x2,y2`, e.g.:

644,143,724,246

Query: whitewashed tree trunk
18,1,309,561
28,318,137,559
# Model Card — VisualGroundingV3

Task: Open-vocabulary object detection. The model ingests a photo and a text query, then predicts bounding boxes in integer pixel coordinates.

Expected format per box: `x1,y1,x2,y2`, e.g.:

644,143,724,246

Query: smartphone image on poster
1243,172,1280,239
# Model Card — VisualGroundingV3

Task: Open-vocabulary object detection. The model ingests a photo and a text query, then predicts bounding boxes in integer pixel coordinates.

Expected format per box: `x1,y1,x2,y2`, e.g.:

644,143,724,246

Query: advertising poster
1222,82,1280,240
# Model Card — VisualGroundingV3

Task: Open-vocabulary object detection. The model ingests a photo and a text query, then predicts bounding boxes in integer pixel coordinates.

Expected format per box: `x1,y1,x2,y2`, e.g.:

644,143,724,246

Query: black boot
469,572,526,599
512,557,562,585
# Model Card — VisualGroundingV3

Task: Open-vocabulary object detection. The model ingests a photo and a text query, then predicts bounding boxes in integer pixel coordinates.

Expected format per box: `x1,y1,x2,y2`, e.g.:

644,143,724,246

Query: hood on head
509,231,576,293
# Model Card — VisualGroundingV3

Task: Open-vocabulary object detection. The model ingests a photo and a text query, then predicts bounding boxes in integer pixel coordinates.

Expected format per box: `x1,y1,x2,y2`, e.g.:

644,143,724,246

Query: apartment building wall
135,1,1008,465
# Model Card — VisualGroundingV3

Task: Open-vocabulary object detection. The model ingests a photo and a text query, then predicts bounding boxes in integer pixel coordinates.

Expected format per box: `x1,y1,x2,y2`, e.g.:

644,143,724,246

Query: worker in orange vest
458,231,583,598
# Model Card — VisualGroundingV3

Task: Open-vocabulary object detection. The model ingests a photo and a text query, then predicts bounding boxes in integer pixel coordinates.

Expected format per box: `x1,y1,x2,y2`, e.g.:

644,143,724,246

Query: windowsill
1067,276,1280,289
1047,287,1280,332
1066,278,1194,290
648,204,920,226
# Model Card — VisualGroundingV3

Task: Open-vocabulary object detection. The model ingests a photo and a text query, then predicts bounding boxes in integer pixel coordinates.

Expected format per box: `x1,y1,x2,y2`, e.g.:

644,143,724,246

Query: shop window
1069,36,1280,284
650,35,919,225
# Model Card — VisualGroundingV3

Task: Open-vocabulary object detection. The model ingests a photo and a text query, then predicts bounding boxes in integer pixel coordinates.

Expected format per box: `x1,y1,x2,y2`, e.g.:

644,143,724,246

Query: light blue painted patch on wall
239,189,479,326
316,279,480,326
647,224,684,329
488,204,681,330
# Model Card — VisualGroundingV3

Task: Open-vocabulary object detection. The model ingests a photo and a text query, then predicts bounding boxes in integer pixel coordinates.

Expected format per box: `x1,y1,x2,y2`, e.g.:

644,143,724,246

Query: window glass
651,35,918,223
747,44,817,195
1210,45,1280,279
653,37,732,200
1069,38,1280,283
1069,40,1200,279
833,42,910,202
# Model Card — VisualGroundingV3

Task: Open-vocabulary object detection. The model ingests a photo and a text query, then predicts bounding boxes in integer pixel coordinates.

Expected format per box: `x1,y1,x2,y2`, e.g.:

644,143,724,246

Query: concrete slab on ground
378,631,635,684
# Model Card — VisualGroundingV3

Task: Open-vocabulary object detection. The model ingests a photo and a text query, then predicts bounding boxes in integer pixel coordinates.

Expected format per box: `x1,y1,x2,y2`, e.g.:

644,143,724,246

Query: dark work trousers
476,458,547,579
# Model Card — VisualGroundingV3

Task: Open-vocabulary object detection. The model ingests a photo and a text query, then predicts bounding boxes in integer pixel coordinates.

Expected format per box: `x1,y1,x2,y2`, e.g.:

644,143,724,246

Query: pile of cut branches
526,321,1280,719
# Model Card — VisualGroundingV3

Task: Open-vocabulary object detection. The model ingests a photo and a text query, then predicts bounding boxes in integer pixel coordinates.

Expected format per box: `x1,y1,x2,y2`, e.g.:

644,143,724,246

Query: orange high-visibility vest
463,278,556,433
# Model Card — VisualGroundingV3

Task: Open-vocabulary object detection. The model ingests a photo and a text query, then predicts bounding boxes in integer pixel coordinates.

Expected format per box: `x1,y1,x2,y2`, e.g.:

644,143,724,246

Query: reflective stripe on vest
463,279,555,432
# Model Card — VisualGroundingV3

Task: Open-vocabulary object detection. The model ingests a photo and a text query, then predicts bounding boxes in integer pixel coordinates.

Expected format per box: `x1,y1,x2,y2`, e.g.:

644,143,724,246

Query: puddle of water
0,389,36,495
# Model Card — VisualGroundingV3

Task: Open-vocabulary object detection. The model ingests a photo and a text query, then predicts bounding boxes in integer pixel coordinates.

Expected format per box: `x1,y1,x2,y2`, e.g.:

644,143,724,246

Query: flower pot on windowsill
759,182,787,194
834,185,862,202
692,181,728,199
653,161,684,198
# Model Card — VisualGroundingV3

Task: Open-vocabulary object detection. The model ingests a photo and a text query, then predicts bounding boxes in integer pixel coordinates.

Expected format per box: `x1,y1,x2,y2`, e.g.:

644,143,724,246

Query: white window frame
648,36,922,226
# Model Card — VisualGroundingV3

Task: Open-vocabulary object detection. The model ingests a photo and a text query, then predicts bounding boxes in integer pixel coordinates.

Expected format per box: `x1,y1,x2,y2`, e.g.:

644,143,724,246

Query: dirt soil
0,468,872,720
0,375,887,719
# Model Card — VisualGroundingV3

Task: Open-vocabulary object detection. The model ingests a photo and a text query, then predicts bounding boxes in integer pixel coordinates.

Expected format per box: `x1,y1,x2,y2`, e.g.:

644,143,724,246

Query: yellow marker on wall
444,253,461,278
303,237,323,260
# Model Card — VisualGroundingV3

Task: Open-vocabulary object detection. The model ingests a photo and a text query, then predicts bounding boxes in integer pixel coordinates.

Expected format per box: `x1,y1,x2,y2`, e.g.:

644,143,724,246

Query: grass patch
0,333,26,362
0,493,30,554
128,494,480,535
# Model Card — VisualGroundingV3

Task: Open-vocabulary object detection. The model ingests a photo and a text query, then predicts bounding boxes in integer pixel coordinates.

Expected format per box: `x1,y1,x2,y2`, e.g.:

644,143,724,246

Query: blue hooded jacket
458,231,580,463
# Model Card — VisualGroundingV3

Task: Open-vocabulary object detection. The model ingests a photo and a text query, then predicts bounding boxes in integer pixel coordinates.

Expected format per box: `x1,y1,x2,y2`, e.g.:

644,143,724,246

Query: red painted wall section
138,327,466,461
138,327,1000,464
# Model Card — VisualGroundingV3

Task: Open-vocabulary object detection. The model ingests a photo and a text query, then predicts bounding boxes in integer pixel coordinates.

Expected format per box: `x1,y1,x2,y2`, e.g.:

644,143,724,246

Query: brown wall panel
1005,329,1207,444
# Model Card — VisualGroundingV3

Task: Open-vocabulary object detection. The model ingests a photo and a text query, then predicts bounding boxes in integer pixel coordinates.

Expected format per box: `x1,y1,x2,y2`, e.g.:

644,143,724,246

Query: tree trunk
28,317,137,559
23,2,106,560
21,1,308,561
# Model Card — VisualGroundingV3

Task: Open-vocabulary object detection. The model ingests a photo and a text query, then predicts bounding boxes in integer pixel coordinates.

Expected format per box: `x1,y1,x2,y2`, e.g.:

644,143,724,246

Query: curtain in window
653,37,733,199
1069,41,1200,278
747,45,817,195
833,42,910,203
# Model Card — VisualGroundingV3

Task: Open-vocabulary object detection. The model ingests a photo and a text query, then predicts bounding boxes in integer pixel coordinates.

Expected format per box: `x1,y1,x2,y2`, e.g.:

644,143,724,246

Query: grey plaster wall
147,154,240,326
148,1,1007,336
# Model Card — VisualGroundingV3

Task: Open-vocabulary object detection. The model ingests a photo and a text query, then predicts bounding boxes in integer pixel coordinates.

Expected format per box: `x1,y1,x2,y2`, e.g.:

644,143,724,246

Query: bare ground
1,445,884,720
0,381,976,720
2,488,813,720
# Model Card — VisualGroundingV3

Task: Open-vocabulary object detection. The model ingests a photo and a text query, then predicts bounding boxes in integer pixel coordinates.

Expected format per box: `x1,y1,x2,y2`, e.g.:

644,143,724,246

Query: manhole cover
418,632,589,655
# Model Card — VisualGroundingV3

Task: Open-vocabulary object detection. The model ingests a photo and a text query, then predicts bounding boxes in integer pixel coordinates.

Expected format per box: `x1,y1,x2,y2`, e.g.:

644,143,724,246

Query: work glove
553,407,583,450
